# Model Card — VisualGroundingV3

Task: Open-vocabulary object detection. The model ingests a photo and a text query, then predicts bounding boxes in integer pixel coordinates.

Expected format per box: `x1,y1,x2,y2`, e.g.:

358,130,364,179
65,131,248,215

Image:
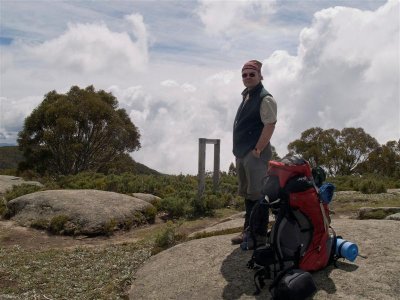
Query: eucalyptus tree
288,127,379,175
356,140,400,178
18,85,141,175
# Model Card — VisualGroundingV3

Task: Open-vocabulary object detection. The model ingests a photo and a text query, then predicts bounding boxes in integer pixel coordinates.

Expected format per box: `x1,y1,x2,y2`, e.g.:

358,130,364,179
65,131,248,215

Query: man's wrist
254,147,261,155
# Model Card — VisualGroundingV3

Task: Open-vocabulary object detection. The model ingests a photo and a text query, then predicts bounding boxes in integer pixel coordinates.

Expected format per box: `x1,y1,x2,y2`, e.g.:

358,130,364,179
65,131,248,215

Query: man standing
231,60,277,245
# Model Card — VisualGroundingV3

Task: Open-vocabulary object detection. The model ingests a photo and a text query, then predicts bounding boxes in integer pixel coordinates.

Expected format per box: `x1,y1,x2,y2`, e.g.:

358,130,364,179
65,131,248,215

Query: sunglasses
242,73,256,78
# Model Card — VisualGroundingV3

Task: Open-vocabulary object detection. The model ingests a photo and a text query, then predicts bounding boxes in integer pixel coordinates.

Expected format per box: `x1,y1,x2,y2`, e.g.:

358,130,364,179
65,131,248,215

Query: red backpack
248,156,333,295
268,157,332,271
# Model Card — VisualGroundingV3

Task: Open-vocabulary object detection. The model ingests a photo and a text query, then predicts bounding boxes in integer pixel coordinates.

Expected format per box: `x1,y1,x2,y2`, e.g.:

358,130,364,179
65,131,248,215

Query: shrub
152,221,186,254
328,174,395,191
30,218,50,230
4,184,43,202
30,215,75,235
49,215,70,234
154,221,176,249
119,212,146,231
17,169,41,180
0,169,18,176
359,180,387,194
44,171,246,219
359,209,388,220
103,219,117,236
122,218,134,230
192,194,226,217
1,184,43,217
205,194,225,210
133,211,147,225
0,197,7,217
160,197,192,219
143,206,157,224
232,196,245,210
192,196,212,217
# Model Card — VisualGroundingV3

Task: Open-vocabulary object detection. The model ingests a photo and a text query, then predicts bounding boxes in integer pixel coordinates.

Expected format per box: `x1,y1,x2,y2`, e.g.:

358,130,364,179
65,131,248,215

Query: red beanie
242,60,262,72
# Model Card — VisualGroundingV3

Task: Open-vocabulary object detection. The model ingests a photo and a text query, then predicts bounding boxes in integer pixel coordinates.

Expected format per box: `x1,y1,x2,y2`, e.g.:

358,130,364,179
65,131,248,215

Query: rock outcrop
385,212,400,220
132,193,161,206
358,207,400,220
0,175,43,194
129,219,400,299
6,189,155,236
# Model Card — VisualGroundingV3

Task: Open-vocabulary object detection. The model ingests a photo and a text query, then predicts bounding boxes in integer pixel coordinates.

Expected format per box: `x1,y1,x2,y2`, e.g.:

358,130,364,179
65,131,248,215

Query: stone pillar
197,138,221,200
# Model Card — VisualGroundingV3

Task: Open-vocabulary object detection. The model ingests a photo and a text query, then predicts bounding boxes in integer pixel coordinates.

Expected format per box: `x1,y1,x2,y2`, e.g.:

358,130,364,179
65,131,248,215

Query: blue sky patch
0,37,13,45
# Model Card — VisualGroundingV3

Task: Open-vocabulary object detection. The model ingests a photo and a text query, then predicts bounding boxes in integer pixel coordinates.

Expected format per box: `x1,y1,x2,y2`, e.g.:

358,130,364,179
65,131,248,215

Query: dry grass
0,242,152,300
331,190,400,215
0,208,240,299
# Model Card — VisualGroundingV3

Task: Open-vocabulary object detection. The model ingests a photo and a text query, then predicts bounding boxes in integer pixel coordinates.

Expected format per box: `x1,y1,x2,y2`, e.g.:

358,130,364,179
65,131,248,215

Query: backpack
247,156,335,296
242,156,322,250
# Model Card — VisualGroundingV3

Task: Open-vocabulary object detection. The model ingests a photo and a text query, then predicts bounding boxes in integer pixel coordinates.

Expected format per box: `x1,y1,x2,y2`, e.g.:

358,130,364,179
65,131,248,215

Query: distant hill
131,161,160,175
0,146,159,175
0,146,24,169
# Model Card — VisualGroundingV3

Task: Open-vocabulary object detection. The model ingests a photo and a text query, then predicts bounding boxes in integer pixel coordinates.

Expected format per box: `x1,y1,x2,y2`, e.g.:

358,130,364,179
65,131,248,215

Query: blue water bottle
335,238,359,262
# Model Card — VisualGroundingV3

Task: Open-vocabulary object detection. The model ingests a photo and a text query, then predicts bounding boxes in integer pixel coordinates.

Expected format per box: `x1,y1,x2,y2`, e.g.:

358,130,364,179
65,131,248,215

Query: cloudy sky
0,0,399,175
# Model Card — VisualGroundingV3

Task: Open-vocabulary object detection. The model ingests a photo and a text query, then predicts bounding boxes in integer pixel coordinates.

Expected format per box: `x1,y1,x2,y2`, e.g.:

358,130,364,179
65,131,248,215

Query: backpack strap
253,268,266,296
272,200,287,270
311,177,330,233
253,268,269,295
320,202,330,232
328,227,339,267
247,257,255,269
311,178,320,194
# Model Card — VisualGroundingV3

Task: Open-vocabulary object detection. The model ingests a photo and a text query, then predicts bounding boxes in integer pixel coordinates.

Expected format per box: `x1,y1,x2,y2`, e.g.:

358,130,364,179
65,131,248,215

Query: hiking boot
231,232,244,245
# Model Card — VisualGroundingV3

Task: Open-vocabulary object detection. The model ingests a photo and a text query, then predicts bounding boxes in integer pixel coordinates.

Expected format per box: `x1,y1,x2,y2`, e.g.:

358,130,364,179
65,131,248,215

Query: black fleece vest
233,83,271,158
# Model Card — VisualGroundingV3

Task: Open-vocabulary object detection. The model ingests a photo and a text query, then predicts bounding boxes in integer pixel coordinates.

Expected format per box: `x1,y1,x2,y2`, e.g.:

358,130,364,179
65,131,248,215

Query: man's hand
252,148,261,158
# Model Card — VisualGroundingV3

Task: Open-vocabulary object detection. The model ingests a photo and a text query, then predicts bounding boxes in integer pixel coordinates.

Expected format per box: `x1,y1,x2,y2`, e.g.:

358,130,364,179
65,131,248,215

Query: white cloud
263,0,399,157
205,71,235,85
160,80,196,92
0,51,14,72
197,0,277,37
0,96,42,130
160,80,179,87
0,95,42,143
181,83,197,93
107,73,240,174
29,13,149,73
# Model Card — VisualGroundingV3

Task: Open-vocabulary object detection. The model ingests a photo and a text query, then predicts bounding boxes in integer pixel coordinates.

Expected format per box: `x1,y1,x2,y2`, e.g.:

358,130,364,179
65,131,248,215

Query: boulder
358,207,400,219
385,212,400,221
0,175,43,194
132,193,161,206
6,189,155,236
